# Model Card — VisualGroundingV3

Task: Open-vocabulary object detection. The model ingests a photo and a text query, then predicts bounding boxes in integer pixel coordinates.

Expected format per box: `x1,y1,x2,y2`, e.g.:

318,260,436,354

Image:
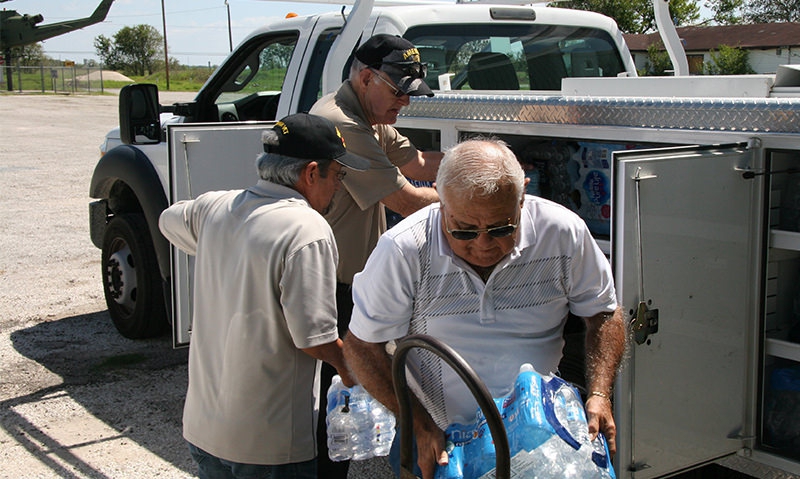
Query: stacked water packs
436,364,615,479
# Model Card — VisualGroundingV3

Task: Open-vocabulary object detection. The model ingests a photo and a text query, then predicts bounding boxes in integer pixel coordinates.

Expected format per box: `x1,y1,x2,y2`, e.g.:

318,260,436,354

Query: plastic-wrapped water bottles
326,376,396,461
439,440,465,479
435,364,615,479
326,392,357,462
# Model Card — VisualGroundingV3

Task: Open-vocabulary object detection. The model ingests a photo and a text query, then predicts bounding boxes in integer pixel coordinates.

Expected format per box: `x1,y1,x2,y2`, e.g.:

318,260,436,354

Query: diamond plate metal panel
402,93,800,133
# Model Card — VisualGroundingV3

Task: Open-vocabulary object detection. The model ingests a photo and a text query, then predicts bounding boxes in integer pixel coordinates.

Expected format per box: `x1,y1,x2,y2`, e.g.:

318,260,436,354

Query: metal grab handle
392,334,510,479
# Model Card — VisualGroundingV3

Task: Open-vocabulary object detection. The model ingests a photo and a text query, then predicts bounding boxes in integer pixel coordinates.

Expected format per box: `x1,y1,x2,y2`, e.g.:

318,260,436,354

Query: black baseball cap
355,34,434,97
263,113,369,171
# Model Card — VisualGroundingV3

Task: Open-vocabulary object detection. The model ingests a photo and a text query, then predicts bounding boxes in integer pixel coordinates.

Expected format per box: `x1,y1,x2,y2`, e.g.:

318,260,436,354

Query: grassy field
4,64,291,93
127,66,216,92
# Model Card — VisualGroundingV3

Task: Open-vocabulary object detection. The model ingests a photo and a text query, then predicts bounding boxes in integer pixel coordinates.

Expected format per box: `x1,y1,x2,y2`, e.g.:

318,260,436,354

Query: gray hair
436,138,525,205
256,129,332,186
349,58,368,81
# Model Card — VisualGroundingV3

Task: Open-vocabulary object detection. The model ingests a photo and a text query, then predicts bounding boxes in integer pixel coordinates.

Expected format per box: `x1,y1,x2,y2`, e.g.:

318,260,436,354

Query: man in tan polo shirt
310,34,442,477
159,113,365,479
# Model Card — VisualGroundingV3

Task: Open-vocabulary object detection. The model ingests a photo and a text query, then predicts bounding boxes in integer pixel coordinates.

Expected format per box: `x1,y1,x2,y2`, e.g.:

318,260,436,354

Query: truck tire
101,213,167,339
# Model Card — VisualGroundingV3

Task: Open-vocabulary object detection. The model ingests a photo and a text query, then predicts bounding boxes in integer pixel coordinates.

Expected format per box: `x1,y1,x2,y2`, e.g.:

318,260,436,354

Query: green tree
260,43,294,70
641,43,673,76
704,44,755,74
10,42,45,66
553,0,700,34
703,0,744,24
94,24,164,75
743,0,800,22
94,34,123,70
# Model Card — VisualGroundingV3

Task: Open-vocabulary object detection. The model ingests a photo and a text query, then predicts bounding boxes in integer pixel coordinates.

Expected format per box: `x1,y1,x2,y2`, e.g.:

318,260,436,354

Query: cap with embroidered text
262,113,369,171
355,34,433,97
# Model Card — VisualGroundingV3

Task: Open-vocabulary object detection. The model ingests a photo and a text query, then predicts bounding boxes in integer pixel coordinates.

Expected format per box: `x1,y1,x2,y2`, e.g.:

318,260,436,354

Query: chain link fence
0,65,106,94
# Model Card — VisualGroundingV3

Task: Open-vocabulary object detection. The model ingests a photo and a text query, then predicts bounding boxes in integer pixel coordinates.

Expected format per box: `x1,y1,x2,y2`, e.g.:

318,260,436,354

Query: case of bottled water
435,364,616,479
326,376,397,461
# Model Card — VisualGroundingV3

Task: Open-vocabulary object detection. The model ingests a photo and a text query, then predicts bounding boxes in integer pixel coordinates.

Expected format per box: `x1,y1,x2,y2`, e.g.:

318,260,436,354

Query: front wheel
101,213,167,339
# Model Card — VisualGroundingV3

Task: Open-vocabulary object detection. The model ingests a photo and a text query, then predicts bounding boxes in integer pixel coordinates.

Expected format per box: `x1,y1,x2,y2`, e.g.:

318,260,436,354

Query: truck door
612,144,763,478
166,122,275,347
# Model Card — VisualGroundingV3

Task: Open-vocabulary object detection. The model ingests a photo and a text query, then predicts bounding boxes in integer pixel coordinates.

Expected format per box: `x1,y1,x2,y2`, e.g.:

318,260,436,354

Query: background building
624,23,800,74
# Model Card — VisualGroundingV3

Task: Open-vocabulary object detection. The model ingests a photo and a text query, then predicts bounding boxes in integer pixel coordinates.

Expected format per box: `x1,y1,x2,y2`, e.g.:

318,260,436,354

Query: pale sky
5,0,714,66
4,0,338,66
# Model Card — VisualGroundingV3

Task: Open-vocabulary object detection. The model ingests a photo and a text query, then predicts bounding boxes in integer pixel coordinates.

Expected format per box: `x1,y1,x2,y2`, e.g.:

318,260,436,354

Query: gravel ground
0,91,393,479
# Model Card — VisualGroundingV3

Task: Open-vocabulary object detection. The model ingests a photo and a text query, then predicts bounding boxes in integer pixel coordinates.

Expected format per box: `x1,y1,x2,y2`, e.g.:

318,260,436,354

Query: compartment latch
631,300,659,345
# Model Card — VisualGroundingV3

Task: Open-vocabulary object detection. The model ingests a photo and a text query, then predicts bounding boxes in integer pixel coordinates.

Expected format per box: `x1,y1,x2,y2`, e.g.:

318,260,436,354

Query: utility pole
161,0,170,90
225,0,233,52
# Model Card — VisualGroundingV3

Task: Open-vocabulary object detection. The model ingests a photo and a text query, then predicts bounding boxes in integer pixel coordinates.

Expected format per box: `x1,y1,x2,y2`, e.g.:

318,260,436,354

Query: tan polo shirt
310,81,419,283
159,180,339,464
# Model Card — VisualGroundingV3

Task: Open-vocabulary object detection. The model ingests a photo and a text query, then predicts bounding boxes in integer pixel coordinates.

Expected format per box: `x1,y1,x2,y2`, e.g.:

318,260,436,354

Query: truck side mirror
119,83,161,145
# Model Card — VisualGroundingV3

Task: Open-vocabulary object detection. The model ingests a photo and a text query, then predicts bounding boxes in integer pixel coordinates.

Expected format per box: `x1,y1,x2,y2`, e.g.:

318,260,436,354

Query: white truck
89,1,800,477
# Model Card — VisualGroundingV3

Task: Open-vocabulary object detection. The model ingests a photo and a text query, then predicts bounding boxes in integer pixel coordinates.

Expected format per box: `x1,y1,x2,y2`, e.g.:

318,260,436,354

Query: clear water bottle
326,375,348,415
370,400,396,456
552,382,589,444
348,385,374,460
327,394,356,462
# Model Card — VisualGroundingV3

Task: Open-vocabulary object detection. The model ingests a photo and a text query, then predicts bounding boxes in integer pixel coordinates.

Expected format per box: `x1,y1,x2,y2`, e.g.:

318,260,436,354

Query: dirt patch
75,70,135,83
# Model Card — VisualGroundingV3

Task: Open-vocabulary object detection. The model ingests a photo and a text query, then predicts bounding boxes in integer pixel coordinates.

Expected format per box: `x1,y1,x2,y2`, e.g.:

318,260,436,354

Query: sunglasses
444,214,519,241
370,68,406,98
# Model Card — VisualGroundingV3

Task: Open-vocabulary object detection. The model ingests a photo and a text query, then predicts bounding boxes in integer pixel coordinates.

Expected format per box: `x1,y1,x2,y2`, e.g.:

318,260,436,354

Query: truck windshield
405,24,626,91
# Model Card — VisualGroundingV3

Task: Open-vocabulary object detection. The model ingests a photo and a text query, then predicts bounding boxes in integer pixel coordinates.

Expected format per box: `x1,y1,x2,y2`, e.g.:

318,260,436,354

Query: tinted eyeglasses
336,169,347,181
370,68,406,98
444,214,519,241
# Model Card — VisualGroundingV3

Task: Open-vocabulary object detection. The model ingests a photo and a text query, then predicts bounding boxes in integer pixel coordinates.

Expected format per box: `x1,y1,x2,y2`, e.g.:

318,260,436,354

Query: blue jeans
188,442,317,479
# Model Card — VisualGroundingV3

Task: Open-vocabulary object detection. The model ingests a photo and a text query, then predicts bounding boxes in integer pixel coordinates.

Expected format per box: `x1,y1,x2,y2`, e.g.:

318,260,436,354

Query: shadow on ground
3,309,191,477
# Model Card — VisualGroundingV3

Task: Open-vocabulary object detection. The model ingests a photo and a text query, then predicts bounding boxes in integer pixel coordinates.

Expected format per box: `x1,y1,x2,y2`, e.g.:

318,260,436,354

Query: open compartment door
612,144,763,478
167,122,275,347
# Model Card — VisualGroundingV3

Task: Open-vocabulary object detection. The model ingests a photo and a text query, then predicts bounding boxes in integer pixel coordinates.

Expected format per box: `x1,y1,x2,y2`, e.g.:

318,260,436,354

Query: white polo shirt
349,195,617,427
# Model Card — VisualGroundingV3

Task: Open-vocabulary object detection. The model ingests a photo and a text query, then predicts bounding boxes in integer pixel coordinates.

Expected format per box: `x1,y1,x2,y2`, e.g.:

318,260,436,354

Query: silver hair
349,58,368,81
256,129,331,187
436,138,525,205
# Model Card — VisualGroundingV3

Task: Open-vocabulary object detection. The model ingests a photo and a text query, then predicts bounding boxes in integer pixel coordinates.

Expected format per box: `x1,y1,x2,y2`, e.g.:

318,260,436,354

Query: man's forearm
382,184,439,218
343,335,441,433
343,334,446,477
343,335,400,412
584,306,626,395
303,339,356,386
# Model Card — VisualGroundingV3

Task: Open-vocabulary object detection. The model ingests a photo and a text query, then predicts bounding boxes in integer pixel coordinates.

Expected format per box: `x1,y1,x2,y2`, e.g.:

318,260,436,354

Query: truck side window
405,24,625,92
202,32,299,122
298,28,341,113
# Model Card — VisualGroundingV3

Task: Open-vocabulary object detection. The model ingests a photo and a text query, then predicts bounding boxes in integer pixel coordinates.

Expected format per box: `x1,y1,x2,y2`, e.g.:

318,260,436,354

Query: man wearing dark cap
310,33,443,477
159,113,365,479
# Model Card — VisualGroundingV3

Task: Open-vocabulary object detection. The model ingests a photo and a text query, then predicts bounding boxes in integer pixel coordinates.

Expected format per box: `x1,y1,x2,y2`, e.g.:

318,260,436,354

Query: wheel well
107,181,145,215
90,145,171,282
